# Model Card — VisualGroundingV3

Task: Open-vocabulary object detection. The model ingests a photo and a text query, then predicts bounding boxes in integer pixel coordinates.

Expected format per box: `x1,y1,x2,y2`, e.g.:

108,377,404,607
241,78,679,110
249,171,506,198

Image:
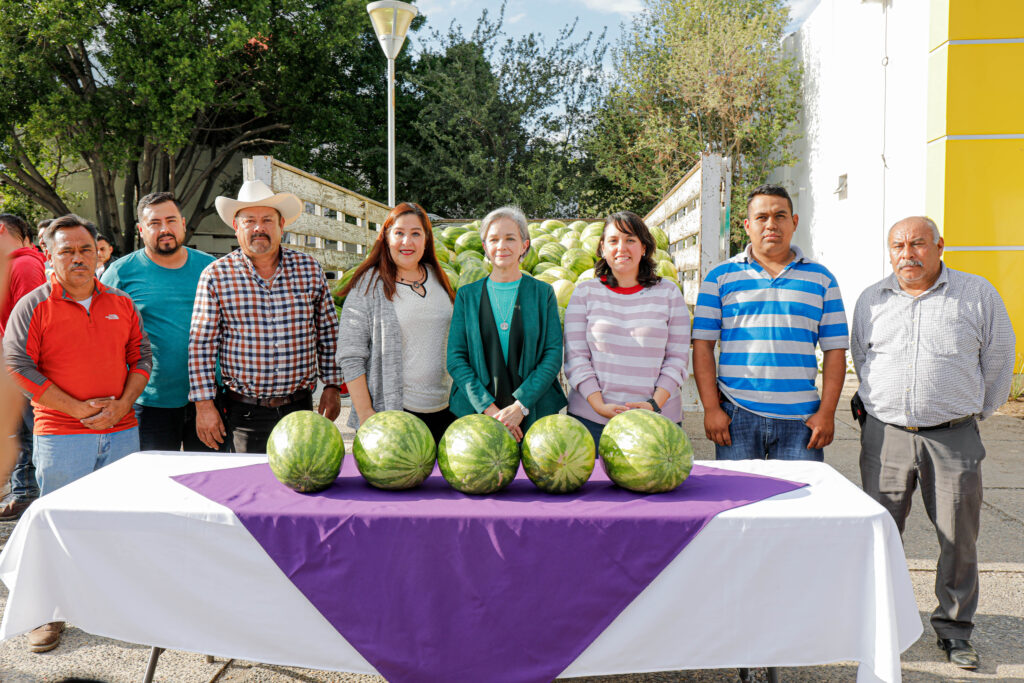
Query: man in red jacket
3,213,152,653
0,214,46,521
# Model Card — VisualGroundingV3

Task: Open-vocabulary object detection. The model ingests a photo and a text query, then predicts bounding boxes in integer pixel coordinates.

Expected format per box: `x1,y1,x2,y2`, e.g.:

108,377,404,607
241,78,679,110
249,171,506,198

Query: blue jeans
715,401,824,462
10,404,38,501
33,427,140,496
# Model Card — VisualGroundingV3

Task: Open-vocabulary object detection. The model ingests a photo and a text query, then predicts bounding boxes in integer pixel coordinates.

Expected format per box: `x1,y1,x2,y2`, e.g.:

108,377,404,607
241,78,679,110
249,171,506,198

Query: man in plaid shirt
189,180,343,453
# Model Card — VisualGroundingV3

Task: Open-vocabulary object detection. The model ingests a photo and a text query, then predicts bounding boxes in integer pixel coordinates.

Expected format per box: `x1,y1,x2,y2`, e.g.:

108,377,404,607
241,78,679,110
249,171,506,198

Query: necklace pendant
500,322,510,331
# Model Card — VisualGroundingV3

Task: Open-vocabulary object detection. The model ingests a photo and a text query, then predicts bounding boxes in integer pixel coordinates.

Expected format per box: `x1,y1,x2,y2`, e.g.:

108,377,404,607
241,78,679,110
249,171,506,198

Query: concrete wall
773,0,930,322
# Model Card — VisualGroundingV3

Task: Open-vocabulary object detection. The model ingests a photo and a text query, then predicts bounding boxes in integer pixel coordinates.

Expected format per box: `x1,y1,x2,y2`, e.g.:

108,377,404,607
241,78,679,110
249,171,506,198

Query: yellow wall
928,0,1024,360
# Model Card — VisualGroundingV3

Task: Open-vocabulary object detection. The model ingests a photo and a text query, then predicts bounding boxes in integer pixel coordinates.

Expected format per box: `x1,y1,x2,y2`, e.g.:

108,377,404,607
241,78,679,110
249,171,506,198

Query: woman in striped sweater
563,211,691,446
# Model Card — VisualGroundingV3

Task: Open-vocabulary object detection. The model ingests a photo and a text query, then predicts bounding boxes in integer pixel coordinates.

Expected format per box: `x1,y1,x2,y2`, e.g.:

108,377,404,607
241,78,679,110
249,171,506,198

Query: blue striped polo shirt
692,245,849,420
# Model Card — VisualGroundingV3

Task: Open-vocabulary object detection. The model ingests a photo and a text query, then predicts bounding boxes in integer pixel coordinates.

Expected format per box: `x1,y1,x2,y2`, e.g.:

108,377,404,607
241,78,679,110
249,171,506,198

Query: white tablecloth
0,453,922,682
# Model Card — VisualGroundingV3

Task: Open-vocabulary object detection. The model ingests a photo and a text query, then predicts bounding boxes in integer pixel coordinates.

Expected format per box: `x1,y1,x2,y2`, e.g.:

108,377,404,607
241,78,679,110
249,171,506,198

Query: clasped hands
75,395,131,431
485,402,525,441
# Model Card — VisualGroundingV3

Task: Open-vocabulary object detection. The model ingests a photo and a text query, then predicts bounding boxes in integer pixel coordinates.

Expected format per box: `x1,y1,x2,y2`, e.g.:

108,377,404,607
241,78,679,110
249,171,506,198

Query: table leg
737,668,781,682
142,646,164,683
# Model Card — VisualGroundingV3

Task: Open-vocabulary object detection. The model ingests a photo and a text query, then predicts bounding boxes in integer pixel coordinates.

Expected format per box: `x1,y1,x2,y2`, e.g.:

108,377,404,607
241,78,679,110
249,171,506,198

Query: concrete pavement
1,379,1021,682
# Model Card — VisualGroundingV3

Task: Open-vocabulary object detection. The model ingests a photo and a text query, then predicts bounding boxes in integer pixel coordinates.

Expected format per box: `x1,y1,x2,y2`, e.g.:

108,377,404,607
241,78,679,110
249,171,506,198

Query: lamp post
366,0,418,208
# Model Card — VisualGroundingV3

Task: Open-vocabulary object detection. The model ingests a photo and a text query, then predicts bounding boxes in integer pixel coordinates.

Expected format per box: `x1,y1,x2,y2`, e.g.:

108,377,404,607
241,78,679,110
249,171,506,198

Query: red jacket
0,246,46,335
3,274,152,435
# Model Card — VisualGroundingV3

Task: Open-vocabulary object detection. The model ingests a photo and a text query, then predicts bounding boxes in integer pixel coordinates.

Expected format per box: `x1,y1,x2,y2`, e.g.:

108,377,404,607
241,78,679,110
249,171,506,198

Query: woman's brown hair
340,202,455,302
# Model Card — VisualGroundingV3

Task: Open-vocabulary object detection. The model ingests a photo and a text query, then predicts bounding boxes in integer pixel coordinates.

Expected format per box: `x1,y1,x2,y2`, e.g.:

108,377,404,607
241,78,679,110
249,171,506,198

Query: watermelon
353,411,436,490
455,230,483,255
599,410,693,493
521,415,596,493
441,225,470,249
267,410,345,493
551,279,575,308
530,234,555,249
438,414,519,494
576,267,596,283
581,235,601,255
331,268,358,307
434,241,449,263
538,242,568,264
532,261,559,276
456,250,485,269
657,260,679,280
581,223,604,241
560,235,581,250
561,248,595,277
540,219,566,232
566,220,588,232
458,259,489,287
650,225,669,252
520,245,540,272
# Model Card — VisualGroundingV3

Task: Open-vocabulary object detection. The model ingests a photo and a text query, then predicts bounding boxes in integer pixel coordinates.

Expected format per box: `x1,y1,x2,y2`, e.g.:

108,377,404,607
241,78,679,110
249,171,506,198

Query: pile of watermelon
268,408,692,496
330,218,679,326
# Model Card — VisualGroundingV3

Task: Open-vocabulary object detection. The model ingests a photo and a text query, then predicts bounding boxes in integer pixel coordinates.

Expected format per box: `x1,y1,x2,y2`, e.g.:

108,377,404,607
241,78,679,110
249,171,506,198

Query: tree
583,0,802,248
0,0,410,250
398,6,606,218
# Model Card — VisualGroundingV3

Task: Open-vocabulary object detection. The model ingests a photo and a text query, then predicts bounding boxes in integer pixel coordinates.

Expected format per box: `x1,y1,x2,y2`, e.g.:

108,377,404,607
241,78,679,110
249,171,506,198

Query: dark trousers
10,404,38,501
134,403,223,453
405,408,455,445
859,413,984,639
222,393,314,454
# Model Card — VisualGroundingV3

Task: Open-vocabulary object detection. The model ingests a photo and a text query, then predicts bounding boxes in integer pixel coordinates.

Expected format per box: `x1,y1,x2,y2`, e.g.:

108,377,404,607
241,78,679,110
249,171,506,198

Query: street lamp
366,0,418,208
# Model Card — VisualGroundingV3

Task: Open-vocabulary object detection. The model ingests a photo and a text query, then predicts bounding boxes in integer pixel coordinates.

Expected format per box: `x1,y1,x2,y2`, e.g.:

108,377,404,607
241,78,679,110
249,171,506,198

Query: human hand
624,401,656,411
494,403,525,442
318,387,341,421
80,397,131,431
593,401,628,420
805,409,836,449
195,400,226,450
703,406,732,446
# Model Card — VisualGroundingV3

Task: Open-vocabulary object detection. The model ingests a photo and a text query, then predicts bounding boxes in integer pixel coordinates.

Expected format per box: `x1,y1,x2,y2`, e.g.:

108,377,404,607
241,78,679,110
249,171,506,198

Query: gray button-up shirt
851,265,1015,427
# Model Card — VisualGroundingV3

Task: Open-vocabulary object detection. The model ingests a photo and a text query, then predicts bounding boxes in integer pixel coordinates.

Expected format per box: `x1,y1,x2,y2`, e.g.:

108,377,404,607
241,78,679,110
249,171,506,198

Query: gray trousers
859,413,984,640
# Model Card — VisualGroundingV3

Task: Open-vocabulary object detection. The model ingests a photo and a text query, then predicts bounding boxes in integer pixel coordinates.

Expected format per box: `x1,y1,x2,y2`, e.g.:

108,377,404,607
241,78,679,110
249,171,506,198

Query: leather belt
891,415,974,432
223,388,311,409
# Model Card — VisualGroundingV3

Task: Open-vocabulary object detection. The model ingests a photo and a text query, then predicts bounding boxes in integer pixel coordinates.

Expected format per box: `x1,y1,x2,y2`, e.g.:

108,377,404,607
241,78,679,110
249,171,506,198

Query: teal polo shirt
101,247,216,408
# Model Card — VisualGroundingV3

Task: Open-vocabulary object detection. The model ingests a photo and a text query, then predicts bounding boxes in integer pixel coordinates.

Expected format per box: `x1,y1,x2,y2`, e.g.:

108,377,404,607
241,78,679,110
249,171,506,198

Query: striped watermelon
267,410,345,493
438,414,519,495
353,411,436,490
521,415,595,493
599,410,693,493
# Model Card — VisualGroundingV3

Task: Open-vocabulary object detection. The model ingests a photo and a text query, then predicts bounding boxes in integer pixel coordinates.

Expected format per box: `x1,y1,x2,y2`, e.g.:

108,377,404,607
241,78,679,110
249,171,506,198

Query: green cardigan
446,274,566,429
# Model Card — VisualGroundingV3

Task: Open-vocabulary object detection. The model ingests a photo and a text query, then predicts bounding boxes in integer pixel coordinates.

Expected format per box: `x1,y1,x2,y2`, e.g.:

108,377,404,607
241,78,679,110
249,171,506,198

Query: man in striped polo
692,184,848,461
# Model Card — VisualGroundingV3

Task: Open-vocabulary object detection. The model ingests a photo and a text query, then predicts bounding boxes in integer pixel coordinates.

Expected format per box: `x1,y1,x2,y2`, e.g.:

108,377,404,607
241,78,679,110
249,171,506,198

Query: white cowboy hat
215,179,303,228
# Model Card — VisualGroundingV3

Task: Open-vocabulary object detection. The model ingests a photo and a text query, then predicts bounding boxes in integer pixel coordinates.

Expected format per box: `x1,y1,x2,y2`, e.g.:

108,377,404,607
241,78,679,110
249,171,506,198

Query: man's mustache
897,258,923,269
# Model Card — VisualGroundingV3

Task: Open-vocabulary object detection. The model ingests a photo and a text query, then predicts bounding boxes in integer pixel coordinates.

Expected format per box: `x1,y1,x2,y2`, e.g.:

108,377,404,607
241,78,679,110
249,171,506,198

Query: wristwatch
646,398,661,413
514,400,530,416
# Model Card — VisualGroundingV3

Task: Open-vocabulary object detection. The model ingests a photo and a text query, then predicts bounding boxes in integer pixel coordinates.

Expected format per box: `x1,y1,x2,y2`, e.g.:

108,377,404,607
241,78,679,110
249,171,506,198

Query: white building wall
773,0,930,318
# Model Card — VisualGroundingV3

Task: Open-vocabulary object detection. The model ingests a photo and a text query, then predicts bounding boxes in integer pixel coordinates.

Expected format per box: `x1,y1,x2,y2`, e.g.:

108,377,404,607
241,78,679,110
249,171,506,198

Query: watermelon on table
267,411,345,493
455,230,483,255
353,411,436,490
521,415,595,493
438,414,519,495
598,410,693,493
650,225,669,252
550,279,575,309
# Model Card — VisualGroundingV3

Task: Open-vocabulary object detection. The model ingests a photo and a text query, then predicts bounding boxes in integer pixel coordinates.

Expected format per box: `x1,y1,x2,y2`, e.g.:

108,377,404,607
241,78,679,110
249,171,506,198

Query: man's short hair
0,213,31,242
136,191,181,222
96,233,111,246
746,184,794,215
42,214,98,249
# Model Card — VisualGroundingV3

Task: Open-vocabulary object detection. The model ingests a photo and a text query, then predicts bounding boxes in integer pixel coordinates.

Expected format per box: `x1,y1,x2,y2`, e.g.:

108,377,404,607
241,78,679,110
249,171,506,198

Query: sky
407,0,823,55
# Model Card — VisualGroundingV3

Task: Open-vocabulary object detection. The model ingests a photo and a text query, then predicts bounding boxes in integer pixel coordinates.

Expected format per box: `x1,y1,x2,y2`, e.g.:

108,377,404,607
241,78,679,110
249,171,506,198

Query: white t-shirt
391,269,454,412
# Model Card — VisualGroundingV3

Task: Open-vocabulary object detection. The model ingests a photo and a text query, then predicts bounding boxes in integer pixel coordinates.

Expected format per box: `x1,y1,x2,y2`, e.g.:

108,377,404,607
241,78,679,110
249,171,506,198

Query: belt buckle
905,425,919,432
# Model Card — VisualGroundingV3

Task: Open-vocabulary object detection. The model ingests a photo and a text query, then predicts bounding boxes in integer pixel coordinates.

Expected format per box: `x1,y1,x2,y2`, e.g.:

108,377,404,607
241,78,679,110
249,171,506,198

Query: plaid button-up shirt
188,247,342,402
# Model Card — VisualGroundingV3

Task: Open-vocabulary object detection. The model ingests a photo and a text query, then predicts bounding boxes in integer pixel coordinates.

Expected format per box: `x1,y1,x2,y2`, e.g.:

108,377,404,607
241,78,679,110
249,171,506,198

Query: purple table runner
174,459,806,683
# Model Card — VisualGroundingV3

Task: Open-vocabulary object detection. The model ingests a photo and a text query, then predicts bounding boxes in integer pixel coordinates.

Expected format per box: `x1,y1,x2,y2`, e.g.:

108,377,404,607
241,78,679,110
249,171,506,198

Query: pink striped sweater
563,278,691,424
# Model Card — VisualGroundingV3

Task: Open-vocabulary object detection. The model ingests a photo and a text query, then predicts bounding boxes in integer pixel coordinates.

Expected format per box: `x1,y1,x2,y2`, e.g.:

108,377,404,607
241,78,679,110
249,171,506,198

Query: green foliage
583,0,802,249
0,0,399,249
399,5,606,217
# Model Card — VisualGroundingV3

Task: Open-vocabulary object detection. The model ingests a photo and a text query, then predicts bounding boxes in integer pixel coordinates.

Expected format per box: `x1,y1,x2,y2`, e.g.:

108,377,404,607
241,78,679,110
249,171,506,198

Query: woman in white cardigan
337,202,456,442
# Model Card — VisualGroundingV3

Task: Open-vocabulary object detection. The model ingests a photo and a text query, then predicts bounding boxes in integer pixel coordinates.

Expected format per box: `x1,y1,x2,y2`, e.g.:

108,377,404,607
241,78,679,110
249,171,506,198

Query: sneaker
0,498,32,521
27,622,65,653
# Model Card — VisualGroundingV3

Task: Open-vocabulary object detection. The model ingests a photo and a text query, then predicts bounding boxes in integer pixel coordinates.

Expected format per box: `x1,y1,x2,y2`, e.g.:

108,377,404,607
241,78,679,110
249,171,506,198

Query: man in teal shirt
102,192,217,451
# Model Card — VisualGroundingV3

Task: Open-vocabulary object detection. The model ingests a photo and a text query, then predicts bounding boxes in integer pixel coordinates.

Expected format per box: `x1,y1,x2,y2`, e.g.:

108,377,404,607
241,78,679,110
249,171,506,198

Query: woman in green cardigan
447,206,566,441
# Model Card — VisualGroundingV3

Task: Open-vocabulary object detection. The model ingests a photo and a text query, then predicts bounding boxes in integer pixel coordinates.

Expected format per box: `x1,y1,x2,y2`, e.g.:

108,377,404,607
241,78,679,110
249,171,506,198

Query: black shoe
937,638,979,669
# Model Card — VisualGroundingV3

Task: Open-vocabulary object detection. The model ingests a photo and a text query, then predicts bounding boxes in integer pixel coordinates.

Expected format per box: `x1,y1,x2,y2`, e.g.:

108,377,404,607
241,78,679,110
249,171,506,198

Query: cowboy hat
215,180,303,228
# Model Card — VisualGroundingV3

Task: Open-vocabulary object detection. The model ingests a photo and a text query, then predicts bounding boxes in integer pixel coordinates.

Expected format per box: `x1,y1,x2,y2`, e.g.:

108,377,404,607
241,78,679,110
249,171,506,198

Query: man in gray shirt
851,216,1015,670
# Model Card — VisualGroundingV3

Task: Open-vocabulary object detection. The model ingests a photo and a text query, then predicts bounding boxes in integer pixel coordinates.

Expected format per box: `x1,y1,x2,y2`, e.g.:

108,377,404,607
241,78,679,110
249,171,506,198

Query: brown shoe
0,498,32,521
27,621,65,653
